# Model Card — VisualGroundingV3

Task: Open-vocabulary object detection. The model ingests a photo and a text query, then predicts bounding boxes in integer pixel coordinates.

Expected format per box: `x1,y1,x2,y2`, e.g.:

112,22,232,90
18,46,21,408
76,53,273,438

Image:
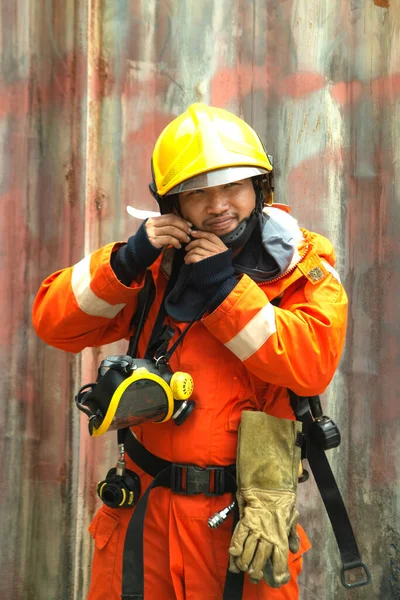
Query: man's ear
262,176,274,206
159,195,177,215
169,194,182,217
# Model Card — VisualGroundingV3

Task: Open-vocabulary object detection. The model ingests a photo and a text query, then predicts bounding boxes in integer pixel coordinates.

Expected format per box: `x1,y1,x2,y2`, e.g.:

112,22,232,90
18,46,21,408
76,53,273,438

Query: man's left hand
184,230,228,264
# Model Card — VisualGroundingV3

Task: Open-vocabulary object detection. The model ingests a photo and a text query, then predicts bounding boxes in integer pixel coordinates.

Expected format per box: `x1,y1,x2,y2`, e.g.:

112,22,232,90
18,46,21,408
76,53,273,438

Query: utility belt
124,426,236,494
139,459,237,497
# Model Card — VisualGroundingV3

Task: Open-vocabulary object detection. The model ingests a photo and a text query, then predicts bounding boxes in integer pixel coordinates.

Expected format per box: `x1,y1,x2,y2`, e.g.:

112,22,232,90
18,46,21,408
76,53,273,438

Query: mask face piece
75,357,195,436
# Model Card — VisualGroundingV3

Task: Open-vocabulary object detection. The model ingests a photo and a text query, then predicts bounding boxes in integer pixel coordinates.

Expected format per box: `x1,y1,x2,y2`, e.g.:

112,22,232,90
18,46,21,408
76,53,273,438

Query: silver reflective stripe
71,255,126,318
225,303,277,362
321,260,341,283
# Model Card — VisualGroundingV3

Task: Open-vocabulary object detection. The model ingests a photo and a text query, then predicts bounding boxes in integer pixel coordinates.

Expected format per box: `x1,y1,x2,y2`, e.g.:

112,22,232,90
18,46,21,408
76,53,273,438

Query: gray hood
233,206,305,282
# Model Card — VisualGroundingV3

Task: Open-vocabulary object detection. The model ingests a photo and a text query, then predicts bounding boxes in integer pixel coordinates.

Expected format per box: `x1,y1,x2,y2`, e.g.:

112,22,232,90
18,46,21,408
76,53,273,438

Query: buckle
340,561,371,589
207,466,226,496
170,464,226,496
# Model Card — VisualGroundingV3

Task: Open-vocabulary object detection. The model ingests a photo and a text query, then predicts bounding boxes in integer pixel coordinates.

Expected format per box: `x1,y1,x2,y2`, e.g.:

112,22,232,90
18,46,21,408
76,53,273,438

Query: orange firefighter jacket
33,203,348,468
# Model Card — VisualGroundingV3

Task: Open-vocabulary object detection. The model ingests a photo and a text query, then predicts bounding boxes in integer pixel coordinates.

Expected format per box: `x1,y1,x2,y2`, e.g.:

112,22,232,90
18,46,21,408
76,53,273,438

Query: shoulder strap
144,249,184,359
127,269,156,357
289,391,371,589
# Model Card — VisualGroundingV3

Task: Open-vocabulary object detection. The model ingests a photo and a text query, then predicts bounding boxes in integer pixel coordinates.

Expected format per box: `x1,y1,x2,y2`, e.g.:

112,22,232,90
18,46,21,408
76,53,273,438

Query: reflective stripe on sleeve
224,303,277,362
321,260,341,283
71,255,126,318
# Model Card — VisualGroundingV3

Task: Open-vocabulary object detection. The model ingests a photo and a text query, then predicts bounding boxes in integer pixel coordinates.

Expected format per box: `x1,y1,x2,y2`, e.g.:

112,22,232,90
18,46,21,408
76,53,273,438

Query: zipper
258,242,310,287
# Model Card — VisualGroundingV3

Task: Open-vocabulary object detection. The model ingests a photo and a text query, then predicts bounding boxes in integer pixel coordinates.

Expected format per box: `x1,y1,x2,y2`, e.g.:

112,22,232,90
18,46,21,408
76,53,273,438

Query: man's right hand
145,215,192,250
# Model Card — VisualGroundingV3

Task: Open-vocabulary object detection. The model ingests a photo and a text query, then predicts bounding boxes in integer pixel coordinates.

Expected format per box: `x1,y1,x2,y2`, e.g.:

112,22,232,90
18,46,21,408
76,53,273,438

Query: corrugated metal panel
0,1,399,598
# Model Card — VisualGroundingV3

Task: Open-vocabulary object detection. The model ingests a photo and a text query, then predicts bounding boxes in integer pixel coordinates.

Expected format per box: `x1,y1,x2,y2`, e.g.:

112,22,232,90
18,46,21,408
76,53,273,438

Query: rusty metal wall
0,1,399,599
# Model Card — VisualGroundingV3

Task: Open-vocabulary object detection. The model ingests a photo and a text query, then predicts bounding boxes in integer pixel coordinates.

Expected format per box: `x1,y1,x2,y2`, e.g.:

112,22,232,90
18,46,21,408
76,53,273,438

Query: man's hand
184,230,228,264
145,214,192,250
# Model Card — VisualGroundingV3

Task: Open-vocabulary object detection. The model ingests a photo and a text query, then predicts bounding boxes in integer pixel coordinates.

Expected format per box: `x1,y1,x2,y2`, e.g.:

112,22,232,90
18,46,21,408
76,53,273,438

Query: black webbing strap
122,468,170,600
222,501,245,600
127,270,156,358
144,249,184,360
292,396,371,589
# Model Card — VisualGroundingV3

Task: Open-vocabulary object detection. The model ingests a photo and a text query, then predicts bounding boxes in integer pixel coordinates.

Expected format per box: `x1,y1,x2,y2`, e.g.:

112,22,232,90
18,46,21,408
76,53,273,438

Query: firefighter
32,103,348,600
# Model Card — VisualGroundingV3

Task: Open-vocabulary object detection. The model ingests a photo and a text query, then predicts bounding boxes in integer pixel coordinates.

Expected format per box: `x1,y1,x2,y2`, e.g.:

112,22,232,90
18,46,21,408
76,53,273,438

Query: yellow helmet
151,103,273,198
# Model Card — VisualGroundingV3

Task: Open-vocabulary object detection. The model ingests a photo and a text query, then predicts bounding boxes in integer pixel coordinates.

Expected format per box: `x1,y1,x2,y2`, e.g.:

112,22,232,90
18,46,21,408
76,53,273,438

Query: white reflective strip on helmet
71,255,126,318
126,206,160,219
166,166,268,195
225,303,277,362
321,259,341,283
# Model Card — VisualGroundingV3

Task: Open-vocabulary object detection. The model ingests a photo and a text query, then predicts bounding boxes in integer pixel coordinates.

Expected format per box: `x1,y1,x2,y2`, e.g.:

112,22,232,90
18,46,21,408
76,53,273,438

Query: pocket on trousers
88,506,123,598
89,506,120,549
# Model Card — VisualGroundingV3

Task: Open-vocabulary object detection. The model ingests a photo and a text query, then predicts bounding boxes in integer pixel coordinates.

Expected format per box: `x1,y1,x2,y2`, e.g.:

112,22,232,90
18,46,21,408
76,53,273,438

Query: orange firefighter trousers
88,472,310,600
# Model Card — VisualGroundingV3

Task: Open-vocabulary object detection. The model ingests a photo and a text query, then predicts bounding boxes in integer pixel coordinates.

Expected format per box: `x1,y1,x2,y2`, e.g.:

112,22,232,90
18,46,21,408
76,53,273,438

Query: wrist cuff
190,249,235,287
112,220,161,284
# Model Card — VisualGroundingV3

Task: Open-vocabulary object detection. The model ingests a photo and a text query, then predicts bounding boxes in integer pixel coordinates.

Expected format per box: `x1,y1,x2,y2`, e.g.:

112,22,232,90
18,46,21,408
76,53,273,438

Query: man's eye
225,182,239,189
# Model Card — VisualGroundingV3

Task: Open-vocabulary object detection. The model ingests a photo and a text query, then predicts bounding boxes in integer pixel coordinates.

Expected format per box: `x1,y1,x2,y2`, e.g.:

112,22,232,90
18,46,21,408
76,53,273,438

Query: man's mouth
205,216,237,233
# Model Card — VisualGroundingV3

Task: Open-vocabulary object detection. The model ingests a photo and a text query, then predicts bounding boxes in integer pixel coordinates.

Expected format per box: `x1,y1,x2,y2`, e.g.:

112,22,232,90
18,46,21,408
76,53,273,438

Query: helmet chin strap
219,211,259,250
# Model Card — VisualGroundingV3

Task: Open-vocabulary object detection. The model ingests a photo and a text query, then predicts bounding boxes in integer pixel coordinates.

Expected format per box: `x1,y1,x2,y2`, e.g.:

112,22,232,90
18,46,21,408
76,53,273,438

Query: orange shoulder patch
297,252,329,284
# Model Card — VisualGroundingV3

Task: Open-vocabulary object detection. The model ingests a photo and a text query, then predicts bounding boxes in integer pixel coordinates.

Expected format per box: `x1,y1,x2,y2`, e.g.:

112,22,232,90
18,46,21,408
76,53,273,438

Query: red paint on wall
370,72,400,102
0,51,87,119
330,73,400,107
330,80,363,105
126,112,173,146
211,64,274,107
278,72,325,98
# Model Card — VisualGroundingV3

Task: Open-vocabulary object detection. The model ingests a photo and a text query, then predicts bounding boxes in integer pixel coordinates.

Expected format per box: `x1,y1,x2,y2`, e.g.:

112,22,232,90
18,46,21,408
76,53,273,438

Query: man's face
178,178,256,236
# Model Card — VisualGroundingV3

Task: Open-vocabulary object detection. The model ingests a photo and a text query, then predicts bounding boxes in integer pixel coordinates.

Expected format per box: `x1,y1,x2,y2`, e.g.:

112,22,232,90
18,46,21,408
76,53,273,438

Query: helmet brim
166,166,268,196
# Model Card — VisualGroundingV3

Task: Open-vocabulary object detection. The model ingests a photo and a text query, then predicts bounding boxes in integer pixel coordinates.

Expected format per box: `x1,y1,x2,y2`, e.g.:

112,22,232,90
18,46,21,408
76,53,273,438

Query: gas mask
75,355,195,436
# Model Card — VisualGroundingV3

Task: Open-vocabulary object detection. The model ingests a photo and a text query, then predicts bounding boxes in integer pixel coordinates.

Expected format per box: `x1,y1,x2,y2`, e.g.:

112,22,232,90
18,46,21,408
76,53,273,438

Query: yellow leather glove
228,411,302,587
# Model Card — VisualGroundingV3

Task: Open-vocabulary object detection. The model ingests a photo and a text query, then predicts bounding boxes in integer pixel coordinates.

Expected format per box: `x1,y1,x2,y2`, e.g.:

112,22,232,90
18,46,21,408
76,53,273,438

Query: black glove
111,220,162,285
165,249,237,322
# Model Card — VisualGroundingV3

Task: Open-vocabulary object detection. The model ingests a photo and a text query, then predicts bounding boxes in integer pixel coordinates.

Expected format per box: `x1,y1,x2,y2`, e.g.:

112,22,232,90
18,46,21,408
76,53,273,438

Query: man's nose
207,191,229,214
